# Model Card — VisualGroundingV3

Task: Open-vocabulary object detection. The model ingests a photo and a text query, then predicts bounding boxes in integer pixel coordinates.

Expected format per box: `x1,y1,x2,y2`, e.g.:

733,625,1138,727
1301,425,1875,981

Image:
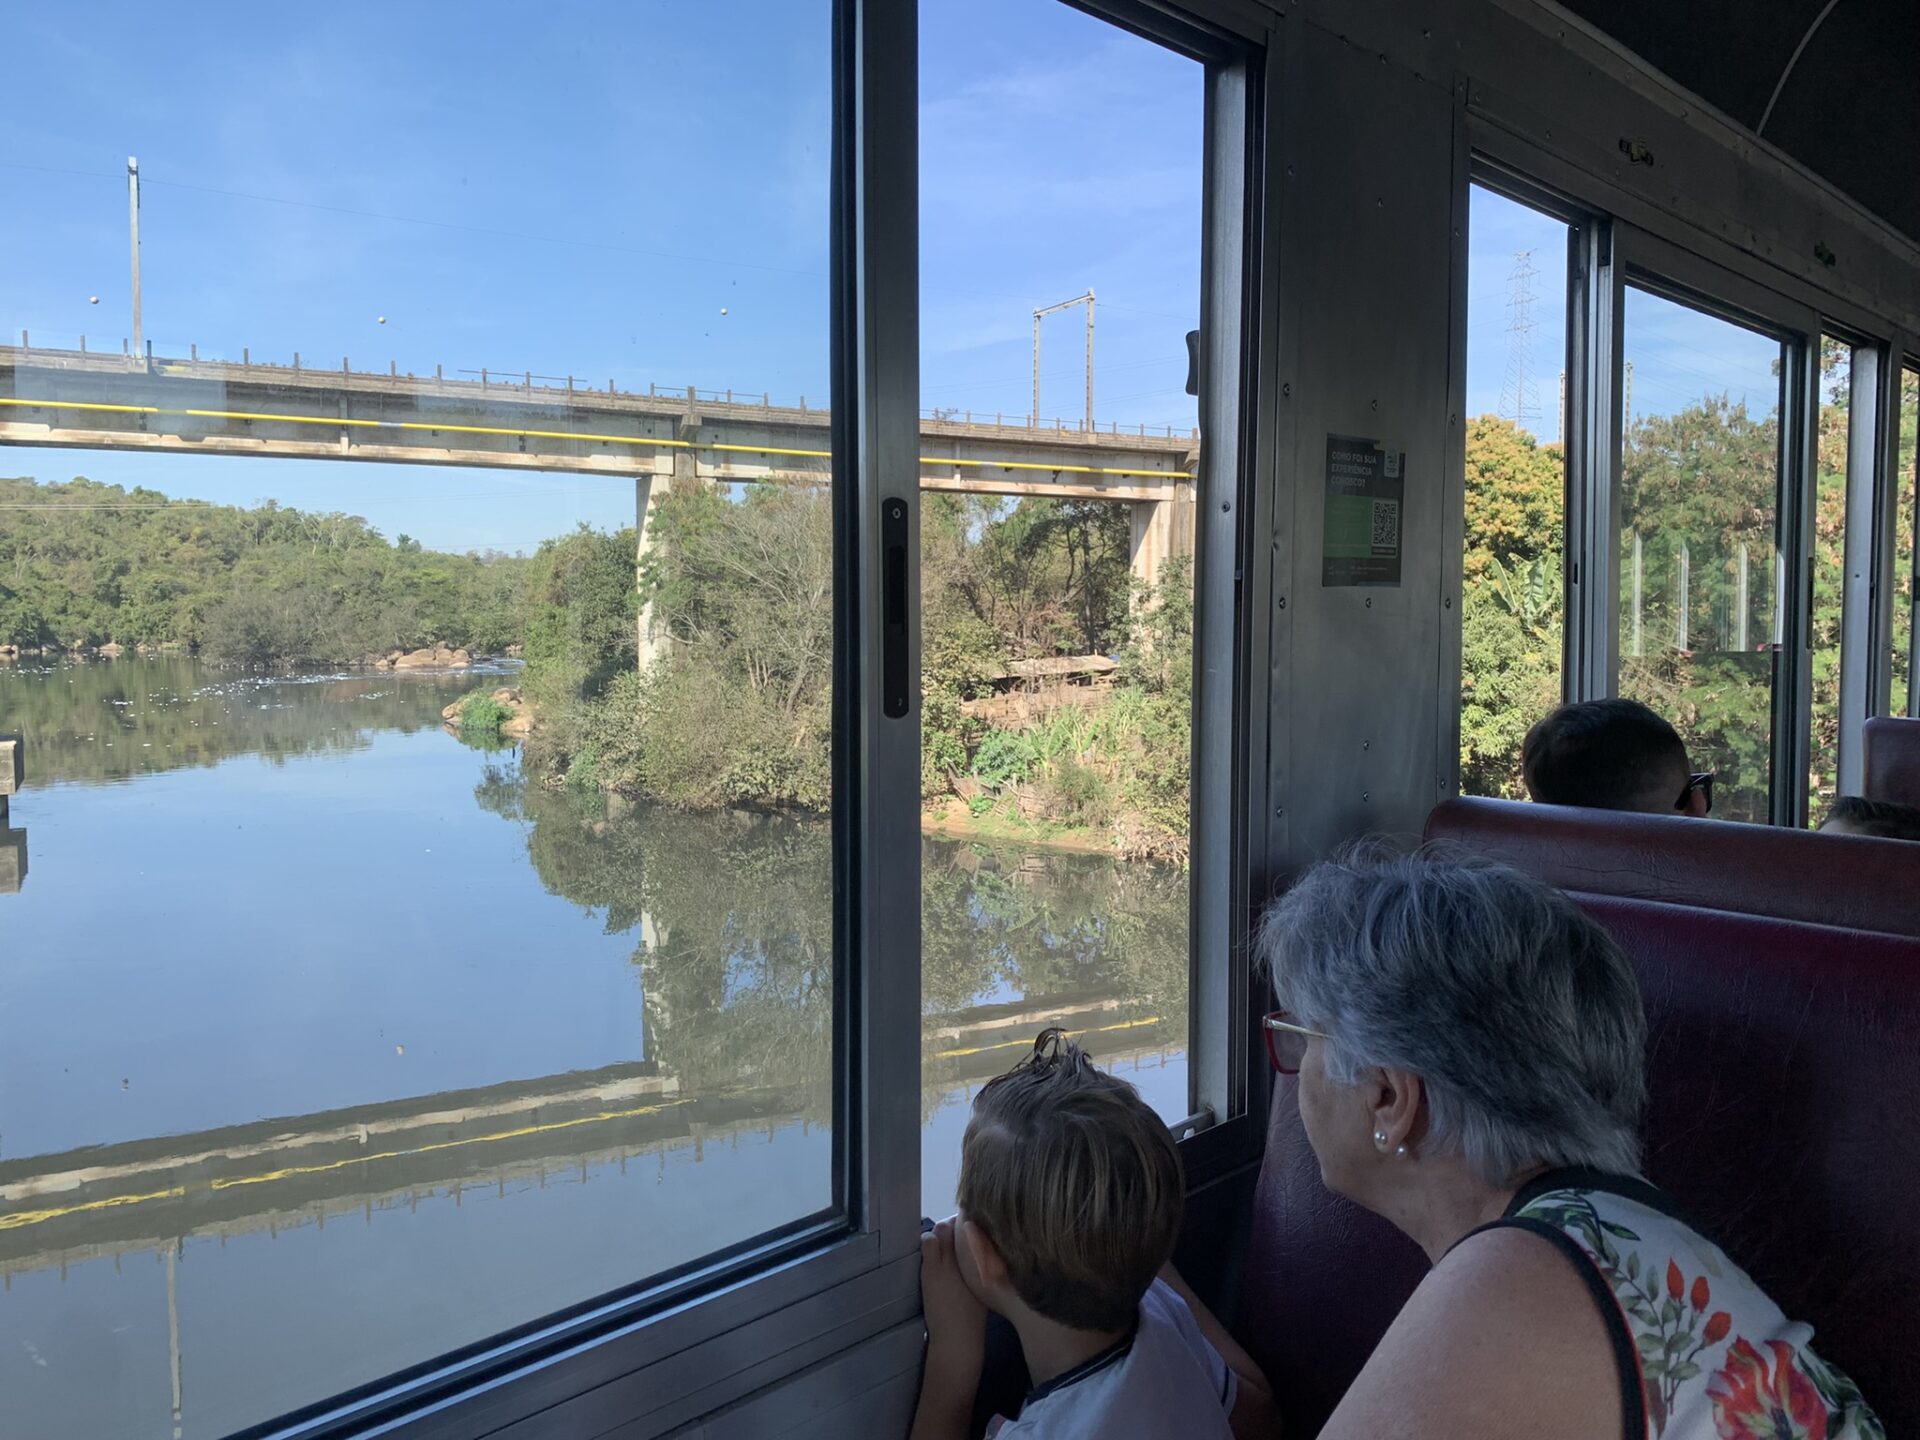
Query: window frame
243,0,1282,1433
1466,119,1913,824
1052,0,1275,1185
1604,225,1822,828
1894,352,1920,720
1460,162,1601,712
1831,329,1900,792
247,2,927,1435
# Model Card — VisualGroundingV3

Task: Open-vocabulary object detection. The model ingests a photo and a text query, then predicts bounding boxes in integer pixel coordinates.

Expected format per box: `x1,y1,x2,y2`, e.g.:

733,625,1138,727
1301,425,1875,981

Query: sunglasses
1261,1010,1329,1075
1675,771,1715,813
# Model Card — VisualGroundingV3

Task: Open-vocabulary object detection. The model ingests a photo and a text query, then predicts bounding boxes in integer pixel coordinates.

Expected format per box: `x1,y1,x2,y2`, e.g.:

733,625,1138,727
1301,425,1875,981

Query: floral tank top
1486,1171,1883,1440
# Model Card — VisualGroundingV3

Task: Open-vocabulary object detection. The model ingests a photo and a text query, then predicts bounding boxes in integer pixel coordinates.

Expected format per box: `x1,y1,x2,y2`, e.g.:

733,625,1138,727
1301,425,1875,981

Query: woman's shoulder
1318,1224,1625,1440
1500,1173,1887,1439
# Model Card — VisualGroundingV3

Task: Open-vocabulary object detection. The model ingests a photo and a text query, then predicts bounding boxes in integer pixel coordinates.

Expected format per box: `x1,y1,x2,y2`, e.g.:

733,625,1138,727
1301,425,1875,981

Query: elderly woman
1257,853,1882,1440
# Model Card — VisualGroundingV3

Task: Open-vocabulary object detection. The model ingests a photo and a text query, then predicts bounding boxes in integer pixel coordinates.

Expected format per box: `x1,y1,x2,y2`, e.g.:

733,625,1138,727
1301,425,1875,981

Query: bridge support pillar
1128,479,1196,594
635,473,664,673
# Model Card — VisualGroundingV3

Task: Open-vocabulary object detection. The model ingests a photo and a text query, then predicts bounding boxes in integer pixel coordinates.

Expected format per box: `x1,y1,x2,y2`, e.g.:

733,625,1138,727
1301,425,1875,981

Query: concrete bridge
0,344,1198,664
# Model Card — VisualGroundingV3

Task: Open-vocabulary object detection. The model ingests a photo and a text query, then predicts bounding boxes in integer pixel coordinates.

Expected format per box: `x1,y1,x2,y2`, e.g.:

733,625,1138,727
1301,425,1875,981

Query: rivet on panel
1444,595,1452,609
1277,596,1288,610
1362,791,1371,802
1221,501,1231,512
1283,382,1292,397
1362,740,1371,751
1365,597,1373,608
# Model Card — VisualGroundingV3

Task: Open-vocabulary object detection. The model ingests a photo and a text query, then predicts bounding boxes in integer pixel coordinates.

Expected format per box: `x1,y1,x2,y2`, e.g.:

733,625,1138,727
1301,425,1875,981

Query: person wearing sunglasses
1254,852,1881,1440
1522,698,1714,816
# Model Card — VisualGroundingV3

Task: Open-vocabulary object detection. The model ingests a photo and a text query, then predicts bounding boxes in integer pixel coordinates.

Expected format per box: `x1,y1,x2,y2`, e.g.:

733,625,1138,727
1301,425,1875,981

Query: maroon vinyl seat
1238,894,1920,1435
1423,795,1920,937
1863,715,1920,809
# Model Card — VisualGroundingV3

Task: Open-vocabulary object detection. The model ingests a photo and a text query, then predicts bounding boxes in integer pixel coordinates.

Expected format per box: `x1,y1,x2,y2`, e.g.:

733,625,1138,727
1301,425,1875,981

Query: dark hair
1523,699,1690,813
956,1029,1183,1333
1823,795,1920,842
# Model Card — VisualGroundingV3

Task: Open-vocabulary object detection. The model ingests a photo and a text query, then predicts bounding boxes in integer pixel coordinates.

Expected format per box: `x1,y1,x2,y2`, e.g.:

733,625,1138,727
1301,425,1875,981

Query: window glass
1808,339,1853,823
1617,288,1784,824
1460,186,1570,797
1895,365,1919,718
917,0,1201,1217
0,5,833,1434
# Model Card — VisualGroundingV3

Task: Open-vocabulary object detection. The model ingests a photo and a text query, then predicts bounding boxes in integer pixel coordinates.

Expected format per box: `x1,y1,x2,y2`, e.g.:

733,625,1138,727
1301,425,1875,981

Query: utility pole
1032,290,1095,429
128,156,143,367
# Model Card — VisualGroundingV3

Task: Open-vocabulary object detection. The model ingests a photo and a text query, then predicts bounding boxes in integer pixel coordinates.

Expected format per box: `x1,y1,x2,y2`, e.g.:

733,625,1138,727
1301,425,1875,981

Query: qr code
1370,499,1401,551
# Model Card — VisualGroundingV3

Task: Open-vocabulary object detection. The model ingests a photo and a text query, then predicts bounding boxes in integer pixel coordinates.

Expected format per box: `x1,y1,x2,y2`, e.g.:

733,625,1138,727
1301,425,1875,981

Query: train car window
1897,364,1919,718
1460,185,1572,797
1616,288,1786,824
1810,338,1853,821
0,5,860,1434
916,0,1203,1218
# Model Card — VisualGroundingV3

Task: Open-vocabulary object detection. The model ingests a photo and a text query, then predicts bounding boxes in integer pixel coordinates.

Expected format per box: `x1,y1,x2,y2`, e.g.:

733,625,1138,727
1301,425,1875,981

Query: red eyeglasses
1261,1010,1329,1075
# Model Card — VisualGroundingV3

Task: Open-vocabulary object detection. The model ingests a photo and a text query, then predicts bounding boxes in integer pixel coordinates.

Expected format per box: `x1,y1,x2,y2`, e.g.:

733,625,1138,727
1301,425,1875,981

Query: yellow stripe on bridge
0,396,1191,481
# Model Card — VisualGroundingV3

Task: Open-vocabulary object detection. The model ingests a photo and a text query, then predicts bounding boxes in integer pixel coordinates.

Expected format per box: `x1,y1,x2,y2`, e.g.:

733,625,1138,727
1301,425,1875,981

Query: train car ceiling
1557,0,1920,243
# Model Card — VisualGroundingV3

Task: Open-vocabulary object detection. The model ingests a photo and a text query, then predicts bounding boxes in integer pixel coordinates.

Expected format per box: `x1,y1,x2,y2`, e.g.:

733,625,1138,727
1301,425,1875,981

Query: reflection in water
0,659,1186,1438
0,656,490,787
0,819,22,894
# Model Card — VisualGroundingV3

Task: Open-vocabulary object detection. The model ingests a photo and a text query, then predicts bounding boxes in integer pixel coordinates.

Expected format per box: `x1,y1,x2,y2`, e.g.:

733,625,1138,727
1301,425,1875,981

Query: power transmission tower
1499,250,1541,432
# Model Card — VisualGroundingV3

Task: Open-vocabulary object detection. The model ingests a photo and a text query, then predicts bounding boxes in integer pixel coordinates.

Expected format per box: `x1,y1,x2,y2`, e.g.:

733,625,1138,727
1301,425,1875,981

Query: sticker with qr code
1322,434,1404,587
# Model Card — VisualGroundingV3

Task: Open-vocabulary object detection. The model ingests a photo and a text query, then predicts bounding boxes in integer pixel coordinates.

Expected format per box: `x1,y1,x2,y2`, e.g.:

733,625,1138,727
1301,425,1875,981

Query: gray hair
1258,850,1647,1186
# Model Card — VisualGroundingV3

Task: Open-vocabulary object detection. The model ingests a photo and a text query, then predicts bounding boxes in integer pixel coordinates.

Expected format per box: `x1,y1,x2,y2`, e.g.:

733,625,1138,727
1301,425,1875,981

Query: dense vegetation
0,476,525,664
517,480,1196,859
1461,357,1918,822
14,352,1913,840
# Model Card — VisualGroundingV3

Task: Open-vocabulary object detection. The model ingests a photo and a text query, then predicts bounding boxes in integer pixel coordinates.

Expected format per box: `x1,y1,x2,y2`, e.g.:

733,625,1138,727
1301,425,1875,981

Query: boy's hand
920,1219,987,1383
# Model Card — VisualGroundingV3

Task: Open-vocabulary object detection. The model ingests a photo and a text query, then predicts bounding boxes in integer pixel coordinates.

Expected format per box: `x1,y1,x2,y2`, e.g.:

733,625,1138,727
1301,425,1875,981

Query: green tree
0,474,529,664
1459,416,1564,797
1617,396,1779,822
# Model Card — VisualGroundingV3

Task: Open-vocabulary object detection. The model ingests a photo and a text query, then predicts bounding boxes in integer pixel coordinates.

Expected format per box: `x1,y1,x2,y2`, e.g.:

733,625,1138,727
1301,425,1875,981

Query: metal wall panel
1265,21,1460,873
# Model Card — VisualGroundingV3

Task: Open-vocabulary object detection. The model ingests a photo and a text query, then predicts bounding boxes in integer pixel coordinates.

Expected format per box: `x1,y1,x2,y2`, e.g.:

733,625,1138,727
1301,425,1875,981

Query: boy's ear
958,1216,1008,1289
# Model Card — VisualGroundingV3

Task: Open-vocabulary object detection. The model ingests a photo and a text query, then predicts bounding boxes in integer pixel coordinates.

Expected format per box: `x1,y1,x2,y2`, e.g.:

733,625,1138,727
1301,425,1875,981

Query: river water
0,657,1188,1439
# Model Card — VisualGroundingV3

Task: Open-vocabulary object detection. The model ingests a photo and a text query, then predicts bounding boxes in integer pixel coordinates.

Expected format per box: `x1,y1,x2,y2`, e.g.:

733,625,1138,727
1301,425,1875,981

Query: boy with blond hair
911,1030,1276,1440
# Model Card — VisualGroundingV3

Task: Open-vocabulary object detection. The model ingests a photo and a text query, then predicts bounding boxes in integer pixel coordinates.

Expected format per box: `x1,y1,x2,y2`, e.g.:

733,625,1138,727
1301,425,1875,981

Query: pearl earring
1373,1129,1388,1149
1395,1144,1409,1158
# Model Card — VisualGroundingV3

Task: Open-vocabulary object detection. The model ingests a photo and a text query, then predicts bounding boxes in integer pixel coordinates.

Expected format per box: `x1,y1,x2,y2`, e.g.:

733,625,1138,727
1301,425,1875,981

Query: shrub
971,728,1036,789
456,691,513,736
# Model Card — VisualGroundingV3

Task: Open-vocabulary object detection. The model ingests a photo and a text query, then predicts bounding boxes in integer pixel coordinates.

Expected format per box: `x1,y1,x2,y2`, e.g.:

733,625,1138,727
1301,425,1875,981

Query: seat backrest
1239,894,1920,1435
1424,795,1920,937
1862,715,1920,808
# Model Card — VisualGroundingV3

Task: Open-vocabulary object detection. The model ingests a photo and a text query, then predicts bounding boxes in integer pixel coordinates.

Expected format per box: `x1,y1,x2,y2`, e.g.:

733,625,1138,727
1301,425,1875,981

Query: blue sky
1467,187,1781,446
0,0,1201,553
2,4,1779,553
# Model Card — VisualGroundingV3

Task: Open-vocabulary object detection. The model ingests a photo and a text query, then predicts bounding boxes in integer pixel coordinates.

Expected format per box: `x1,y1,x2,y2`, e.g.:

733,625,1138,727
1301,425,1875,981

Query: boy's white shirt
985,1279,1237,1440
